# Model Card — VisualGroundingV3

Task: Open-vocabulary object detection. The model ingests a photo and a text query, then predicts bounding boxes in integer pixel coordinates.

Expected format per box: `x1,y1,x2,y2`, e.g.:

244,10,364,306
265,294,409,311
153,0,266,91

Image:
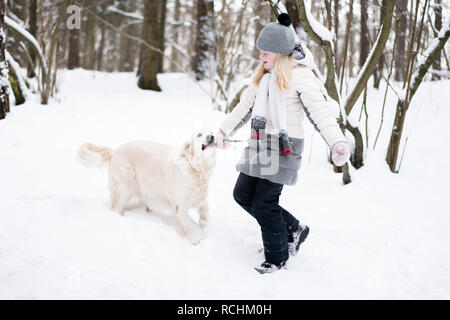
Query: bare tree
169,0,182,72
431,0,442,80
339,0,354,95
343,0,395,115
118,0,139,72
191,0,216,81
373,0,386,89
158,0,167,73
68,1,80,70
386,2,449,172
334,0,340,73
82,7,96,70
138,0,164,91
28,0,37,77
254,0,270,61
285,0,300,32
360,0,370,68
395,0,408,81
295,0,395,179
0,0,10,119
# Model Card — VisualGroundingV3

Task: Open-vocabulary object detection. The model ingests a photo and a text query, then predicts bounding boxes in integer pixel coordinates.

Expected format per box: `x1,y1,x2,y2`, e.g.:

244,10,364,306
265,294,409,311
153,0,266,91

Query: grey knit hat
256,13,296,55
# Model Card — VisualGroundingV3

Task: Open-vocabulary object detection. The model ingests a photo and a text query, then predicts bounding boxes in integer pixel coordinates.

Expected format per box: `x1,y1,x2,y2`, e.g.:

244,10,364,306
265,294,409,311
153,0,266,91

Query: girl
215,13,350,274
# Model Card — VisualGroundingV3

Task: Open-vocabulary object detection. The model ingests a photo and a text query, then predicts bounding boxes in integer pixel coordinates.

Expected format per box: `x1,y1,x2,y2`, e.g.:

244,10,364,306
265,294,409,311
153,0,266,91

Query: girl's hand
215,129,228,149
331,141,350,166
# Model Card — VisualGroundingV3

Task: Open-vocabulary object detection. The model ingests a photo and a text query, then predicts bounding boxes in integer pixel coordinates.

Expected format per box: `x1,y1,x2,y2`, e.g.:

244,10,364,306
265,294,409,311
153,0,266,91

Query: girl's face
259,51,277,70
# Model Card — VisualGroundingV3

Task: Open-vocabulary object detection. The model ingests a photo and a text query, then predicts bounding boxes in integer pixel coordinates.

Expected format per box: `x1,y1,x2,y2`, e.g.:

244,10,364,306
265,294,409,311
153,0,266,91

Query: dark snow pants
233,172,300,265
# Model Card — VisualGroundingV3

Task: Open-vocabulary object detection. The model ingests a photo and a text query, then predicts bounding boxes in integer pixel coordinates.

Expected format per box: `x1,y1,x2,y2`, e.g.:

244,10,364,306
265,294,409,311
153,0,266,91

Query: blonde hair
252,53,293,91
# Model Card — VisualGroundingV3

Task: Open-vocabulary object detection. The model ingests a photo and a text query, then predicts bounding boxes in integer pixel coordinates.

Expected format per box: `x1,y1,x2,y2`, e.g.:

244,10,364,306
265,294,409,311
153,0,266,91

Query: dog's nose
206,134,214,143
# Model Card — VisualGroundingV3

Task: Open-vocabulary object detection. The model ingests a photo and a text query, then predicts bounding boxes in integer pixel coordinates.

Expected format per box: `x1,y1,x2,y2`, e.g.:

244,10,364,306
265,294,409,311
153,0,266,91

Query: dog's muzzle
202,135,215,150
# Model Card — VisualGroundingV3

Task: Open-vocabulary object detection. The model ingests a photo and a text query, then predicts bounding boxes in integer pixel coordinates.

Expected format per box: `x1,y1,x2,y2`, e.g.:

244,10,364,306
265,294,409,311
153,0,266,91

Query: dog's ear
181,141,191,157
181,139,202,172
182,140,195,161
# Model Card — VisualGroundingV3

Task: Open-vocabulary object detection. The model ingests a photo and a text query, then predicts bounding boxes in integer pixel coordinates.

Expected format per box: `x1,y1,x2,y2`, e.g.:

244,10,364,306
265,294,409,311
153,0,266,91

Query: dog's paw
187,229,205,245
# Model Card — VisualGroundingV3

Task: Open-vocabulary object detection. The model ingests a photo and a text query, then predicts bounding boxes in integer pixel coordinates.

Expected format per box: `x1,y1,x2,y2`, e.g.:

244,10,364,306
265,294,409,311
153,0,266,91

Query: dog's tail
77,143,112,168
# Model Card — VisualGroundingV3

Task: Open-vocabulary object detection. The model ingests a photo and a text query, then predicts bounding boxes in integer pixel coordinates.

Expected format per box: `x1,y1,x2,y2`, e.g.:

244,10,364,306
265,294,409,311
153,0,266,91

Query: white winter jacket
219,59,348,185
219,59,347,149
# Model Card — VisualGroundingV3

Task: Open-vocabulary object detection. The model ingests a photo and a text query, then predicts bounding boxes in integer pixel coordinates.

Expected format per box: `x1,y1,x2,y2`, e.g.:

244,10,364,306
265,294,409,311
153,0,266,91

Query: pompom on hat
256,13,305,60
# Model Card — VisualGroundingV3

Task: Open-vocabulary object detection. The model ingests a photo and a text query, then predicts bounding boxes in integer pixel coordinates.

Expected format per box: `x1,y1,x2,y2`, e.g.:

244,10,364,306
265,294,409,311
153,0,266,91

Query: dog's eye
197,133,202,137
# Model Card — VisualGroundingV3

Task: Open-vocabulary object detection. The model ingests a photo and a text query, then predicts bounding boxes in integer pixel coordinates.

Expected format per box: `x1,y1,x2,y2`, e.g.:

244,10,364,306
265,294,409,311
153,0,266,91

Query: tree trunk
158,0,167,73
334,0,340,73
27,0,37,77
138,0,163,91
9,66,25,106
82,10,96,70
431,0,442,80
373,0,386,89
323,0,333,30
67,3,80,70
386,24,450,172
394,0,407,81
349,15,355,79
118,1,139,72
359,0,370,68
339,0,353,95
285,0,300,32
191,0,216,81
10,0,28,20
169,0,181,72
96,16,105,71
344,0,395,115
295,0,355,182
0,0,10,119
253,0,270,61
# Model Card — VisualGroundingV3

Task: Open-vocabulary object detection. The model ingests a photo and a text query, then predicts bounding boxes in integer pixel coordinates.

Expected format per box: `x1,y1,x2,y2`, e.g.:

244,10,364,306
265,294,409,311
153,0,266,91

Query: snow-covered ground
1,69,449,299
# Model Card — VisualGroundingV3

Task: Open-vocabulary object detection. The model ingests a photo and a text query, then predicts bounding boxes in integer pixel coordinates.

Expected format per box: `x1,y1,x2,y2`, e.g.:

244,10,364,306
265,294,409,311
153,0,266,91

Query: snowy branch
342,0,395,115
165,36,191,62
5,16,47,75
106,6,143,21
6,50,31,100
408,17,450,99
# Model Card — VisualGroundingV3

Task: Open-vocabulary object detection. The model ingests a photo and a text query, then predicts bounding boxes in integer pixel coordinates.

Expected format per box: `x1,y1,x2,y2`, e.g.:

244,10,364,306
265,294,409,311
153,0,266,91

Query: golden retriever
77,128,217,244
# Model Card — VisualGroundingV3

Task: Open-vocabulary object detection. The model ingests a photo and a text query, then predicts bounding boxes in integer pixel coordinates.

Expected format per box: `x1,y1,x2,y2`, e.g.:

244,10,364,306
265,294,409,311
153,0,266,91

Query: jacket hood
290,42,317,70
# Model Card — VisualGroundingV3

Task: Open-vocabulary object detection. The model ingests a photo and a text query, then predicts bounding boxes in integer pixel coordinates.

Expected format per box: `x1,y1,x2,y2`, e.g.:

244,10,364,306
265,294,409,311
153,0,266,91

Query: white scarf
251,71,288,134
250,71,293,155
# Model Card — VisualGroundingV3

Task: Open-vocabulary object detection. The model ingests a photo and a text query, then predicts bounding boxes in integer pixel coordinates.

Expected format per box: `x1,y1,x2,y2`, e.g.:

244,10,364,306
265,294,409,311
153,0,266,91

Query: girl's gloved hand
215,128,228,149
331,141,351,166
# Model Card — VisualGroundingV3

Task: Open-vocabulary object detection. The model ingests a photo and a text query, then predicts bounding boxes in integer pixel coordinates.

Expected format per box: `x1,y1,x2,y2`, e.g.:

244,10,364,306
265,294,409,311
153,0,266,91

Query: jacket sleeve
218,83,258,137
292,67,347,149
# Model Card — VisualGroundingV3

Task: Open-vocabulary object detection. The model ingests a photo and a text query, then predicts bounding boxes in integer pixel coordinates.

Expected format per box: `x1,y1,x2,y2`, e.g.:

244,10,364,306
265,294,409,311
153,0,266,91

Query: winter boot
288,224,309,256
254,260,287,274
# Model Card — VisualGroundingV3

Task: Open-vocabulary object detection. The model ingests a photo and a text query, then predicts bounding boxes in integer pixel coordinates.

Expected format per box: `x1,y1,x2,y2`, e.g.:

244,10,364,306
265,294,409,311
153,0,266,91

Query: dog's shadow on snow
120,206,175,227
120,206,204,231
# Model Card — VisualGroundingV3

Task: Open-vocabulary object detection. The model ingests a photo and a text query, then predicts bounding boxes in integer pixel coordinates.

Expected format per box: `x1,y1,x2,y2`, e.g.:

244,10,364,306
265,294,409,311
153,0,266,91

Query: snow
304,5,333,43
1,69,450,299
